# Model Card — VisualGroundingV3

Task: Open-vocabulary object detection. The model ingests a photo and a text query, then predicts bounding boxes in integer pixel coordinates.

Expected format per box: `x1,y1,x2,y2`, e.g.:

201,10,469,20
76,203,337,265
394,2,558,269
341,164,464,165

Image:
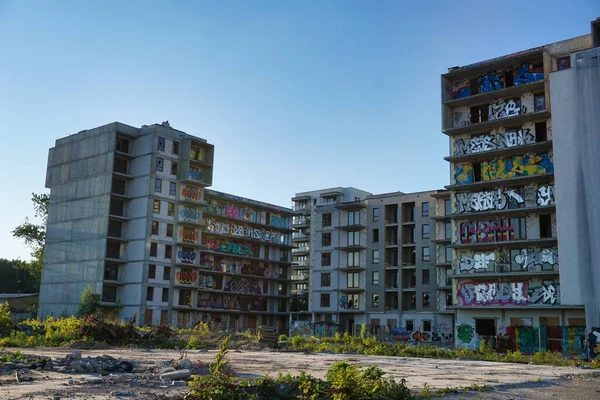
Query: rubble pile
0,350,208,386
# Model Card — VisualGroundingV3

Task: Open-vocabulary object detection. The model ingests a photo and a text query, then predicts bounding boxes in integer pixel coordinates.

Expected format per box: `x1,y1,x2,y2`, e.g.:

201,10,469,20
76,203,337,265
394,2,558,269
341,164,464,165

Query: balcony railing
292,205,312,212
291,275,309,282
292,246,310,253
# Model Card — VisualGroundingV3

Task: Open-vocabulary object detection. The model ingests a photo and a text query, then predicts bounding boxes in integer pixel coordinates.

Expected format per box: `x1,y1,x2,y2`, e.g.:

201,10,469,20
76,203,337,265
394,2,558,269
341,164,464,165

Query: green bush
278,334,289,342
77,285,101,317
0,303,12,336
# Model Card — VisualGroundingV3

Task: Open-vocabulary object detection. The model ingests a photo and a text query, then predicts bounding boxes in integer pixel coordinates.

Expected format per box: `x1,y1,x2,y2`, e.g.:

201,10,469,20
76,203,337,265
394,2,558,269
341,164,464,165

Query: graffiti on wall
589,329,600,359
460,219,520,244
223,276,264,295
456,187,524,214
537,185,555,206
177,249,197,264
488,98,524,120
188,167,204,182
181,186,202,202
198,293,240,310
458,281,529,306
528,283,560,304
180,207,201,223
203,200,289,229
198,275,217,289
513,248,558,270
450,63,543,100
457,324,474,344
202,238,254,257
454,129,535,156
175,270,197,284
458,253,496,272
451,78,470,99
179,229,198,243
206,219,279,243
481,153,553,181
199,255,214,269
454,163,474,184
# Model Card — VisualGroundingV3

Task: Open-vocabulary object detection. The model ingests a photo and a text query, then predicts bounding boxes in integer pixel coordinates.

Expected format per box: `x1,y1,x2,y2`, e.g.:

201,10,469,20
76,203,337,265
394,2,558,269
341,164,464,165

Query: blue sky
0,0,598,261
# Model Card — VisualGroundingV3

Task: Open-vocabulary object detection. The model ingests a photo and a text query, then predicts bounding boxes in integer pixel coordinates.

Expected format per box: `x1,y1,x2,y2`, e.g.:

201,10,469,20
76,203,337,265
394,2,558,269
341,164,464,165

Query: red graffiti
176,271,197,284
412,331,430,342
181,187,202,201
179,229,198,243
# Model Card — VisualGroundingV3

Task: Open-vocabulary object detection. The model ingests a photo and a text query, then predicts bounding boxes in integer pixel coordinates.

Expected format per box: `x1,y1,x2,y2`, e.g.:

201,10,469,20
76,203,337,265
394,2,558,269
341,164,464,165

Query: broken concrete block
160,369,191,380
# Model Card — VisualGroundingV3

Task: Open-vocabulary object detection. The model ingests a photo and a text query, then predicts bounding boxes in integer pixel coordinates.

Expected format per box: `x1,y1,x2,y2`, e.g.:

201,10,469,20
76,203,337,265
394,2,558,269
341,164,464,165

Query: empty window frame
321,252,331,266
156,158,164,172
321,272,331,287
155,178,162,193
169,182,176,196
158,137,165,151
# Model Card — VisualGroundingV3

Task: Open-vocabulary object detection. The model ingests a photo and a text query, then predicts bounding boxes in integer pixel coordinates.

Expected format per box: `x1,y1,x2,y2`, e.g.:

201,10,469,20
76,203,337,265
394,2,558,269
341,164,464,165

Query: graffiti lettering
198,275,216,289
207,219,279,243
175,270,197,284
513,248,558,271
454,129,535,156
270,215,289,229
528,283,560,304
458,253,496,272
454,163,474,184
480,152,553,181
181,186,202,202
451,78,470,99
179,229,198,243
456,188,524,214
460,219,517,244
513,63,544,86
220,242,253,257
223,277,263,294
478,70,505,93
458,281,529,306
488,98,523,120
180,207,201,223
177,250,196,264
188,167,204,182
198,293,240,310
198,255,214,269
412,331,430,342
589,329,600,359
536,185,555,206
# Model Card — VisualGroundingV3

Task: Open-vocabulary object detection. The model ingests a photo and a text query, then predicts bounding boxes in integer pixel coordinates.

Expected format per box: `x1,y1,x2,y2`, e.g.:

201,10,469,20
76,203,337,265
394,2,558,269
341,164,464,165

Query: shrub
278,334,289,342
77,285,101,317
0,303,12,336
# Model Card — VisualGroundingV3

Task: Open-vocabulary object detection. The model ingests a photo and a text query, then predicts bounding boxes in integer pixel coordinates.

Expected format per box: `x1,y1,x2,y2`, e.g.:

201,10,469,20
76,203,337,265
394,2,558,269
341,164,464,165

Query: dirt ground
1,347,598,399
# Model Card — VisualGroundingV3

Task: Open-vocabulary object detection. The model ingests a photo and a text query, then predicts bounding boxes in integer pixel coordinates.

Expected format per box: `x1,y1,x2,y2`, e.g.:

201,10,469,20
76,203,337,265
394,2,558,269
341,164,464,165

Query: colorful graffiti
198,255,214,269
223,277,264,295
181,186,202,202
451,78,470,99
480,152,554,182
188,167,204,182
454,129,535,156
459,219,521,244
412,331,430,342
203,200,288,230
206,219,279,243
454,163,474,184
457,324,474,344
391,327,410,341
589,329,600,359
198,293,240,310
455,187,524,214
289,321,339,338
488,98,524,120
458,281,529,306
512,248,558,270
198,275,217,289
528,283,560,305
458,252,496,272
202,238,255,257
175,270,197,284
177,249,197,264
180,207,201,223
478,70,505,93
179,229,198,243
537,185,555,206
513,63,544,86
190,147,205,162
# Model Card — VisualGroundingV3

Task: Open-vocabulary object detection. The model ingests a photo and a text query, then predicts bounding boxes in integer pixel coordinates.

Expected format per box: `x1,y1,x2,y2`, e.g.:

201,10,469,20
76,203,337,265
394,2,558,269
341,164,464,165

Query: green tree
77,285,101,317
11,193,49,288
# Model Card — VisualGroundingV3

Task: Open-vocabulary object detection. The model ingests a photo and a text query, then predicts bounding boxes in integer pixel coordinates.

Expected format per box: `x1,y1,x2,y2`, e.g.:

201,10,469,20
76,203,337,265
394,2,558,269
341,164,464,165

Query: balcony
450,237,557,250
291,233,309,241
292,217,309,228
292,205,312,213
444,80,546,108
292,245,310,254
450,204,556,221
445,110,551,137
291,275,309,282
445,141,553,164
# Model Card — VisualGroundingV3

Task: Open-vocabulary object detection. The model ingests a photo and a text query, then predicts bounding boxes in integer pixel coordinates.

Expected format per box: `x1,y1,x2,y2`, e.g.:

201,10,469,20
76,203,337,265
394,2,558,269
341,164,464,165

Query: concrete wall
40,126,116,317
551,47,600,328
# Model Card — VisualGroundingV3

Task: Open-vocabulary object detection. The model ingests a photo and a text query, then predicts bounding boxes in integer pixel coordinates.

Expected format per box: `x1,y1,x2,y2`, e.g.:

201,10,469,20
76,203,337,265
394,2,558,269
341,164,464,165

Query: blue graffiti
478,71,505,93
178,250,197,263
180,207,201,222
188,168,204,182
514,63,544,86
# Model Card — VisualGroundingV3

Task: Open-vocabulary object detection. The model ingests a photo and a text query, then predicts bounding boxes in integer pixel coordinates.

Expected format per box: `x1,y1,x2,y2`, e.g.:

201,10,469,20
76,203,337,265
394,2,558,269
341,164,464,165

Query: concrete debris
160,369,191,380
84,376,103,383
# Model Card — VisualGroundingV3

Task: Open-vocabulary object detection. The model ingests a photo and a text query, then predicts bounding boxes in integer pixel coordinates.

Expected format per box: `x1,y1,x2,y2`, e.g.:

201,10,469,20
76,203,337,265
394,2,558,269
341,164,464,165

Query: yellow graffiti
190,147,205,162
481,153,552,181
455,163,474,184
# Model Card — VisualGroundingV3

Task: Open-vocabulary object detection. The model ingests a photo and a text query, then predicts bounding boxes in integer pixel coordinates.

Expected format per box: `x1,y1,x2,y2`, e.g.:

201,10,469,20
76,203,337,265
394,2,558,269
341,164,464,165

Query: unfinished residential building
291,188,372,335
442,32,594,351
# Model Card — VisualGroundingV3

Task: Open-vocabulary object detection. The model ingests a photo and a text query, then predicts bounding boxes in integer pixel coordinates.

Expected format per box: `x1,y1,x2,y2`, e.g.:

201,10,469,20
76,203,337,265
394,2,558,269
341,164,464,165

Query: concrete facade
550,41,600,333
365,191,453,337
40,122,292,331
441,34,593,349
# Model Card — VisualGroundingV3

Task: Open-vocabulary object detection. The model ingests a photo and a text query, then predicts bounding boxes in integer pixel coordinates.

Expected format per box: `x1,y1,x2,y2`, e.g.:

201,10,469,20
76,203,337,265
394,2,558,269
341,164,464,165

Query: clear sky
0,0,598,261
